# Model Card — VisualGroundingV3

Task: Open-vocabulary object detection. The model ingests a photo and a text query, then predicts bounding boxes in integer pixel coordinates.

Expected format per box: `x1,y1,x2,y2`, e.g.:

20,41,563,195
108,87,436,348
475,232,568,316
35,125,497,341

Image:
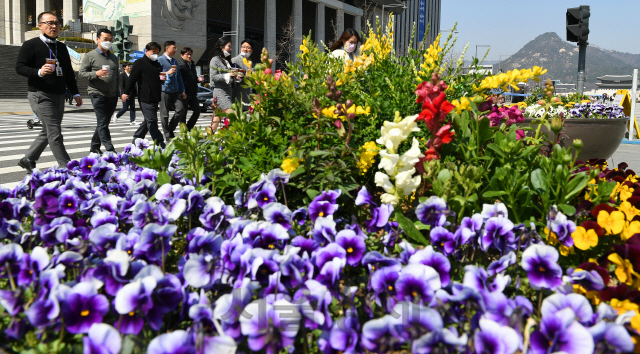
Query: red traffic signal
566,5,590,42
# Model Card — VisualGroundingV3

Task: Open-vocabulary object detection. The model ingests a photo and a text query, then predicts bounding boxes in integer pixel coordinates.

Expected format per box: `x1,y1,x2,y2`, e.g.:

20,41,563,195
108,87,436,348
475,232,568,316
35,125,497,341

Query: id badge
56,64,63,76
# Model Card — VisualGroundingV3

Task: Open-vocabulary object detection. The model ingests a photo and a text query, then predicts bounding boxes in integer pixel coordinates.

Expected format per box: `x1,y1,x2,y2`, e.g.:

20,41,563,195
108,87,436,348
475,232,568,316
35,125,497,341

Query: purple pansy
521,244,563,290
335,229,366,266
82,323,121,354
58,282,109,334
415,196,448,227
239,297,301,354
530,308,594,354
395,263,441,304
147,330,195,354
474,318,520,354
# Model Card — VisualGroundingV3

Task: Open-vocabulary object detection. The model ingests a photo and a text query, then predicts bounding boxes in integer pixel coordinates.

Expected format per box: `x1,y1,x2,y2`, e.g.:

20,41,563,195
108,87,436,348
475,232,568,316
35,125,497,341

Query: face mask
223,50,230,57
149,54,158,61
100,41,112,51
241,51,251,58
345,42,357,53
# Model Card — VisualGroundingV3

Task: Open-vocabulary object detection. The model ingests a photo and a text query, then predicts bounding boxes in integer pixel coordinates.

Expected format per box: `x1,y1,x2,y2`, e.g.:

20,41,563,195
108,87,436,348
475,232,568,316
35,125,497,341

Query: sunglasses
39,21,61,27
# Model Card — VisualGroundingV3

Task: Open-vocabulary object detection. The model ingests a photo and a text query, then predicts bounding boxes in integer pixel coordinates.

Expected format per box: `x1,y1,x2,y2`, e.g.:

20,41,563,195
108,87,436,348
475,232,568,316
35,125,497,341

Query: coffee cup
198,75,204,82
45,58,56,71
102,64,110,77
160,72,167,81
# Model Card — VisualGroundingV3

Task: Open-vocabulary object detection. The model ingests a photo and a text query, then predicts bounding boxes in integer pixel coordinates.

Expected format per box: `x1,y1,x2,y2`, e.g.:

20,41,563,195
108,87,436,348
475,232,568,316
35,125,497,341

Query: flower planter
522,118,629,161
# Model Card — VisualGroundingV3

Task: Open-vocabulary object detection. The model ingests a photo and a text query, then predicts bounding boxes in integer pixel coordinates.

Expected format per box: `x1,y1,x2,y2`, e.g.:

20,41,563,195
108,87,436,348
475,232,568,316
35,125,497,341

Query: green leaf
214,168,225,175
290,166,306,178
306,189,319,199
157,171,171,185
436,169,452,183
564,174,588,201
395,212,429,245
477,117,494,142
483,190,508,198
309,150,331,157
531,169,547,191
557,204,576,216
414,221,430,230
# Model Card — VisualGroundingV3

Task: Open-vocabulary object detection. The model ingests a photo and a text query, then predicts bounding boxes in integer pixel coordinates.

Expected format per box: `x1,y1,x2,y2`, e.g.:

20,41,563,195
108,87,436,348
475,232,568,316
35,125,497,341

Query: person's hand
181,92,187,100
96,69,108,78
40,64,54,75
74,96,83,107
166,68,176,75
122,94,129,102
229,72,236,77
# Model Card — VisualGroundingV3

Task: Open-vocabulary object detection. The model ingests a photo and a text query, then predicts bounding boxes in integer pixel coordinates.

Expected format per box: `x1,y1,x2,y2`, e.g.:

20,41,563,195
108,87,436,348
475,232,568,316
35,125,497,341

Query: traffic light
566,5,590,42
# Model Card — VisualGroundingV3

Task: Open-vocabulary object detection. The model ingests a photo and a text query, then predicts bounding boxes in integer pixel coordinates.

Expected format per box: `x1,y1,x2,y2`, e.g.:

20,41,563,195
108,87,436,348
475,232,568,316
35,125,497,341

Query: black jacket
15,36,79,95
178,58,198,96
119,72,137,97
125,55,162,104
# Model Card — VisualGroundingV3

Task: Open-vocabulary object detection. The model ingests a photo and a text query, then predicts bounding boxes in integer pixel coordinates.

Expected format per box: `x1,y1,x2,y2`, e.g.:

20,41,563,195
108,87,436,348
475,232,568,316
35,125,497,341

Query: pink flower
505,106,524,125
274,70,282,81
516,129,525,140
264,68,273,75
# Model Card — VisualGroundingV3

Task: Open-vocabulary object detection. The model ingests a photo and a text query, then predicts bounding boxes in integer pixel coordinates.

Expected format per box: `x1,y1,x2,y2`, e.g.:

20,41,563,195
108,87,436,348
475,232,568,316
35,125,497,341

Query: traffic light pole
577,40,587,96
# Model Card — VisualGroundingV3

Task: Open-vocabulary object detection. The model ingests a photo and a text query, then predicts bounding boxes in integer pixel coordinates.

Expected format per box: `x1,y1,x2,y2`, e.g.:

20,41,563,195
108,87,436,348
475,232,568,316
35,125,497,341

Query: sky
440,0,640,62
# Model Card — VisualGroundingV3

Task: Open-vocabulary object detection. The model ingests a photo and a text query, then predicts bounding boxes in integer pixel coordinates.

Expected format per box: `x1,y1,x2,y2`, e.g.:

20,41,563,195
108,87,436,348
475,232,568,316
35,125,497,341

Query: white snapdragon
374,114,424,206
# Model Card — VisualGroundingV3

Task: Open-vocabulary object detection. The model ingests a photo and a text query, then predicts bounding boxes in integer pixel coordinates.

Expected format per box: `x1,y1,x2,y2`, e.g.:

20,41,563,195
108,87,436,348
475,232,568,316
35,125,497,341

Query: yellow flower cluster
299,38,310,57
356,141,380,174
320,105,371,121
418,34,443,78
281,150,301,174
360,25,394,59
451,97,471,114
473,66,547,92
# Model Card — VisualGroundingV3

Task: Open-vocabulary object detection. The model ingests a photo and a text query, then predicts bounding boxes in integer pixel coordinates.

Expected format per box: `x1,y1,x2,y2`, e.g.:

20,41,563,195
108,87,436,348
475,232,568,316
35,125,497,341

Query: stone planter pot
521,118,629,161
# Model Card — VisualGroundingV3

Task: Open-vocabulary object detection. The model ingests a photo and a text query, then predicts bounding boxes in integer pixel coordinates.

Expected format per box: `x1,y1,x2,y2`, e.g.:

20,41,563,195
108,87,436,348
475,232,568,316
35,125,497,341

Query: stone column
231,0,245,57
4,0,12,45
292,0,302,62
354,14,361,35
63,0,78,23
263,0,276,60
36,0,50,17
12,0,25,43
315,2,324,47
336,9,344,36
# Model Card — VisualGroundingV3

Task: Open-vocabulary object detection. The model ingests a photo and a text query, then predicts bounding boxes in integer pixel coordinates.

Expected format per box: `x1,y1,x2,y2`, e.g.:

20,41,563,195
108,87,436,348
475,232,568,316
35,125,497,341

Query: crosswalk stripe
0,129,103,139
0,161,59,175
0,143,130,163
0,132,125,145
0,181,22,189
0,136,133,152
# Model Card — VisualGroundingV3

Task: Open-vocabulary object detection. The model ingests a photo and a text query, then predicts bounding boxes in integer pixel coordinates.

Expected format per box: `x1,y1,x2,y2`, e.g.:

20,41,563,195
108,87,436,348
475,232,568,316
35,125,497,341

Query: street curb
621,139,640,145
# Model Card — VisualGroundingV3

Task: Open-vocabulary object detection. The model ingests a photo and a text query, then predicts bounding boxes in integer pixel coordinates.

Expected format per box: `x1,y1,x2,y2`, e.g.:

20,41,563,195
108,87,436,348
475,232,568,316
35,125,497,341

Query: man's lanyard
40,38,58,59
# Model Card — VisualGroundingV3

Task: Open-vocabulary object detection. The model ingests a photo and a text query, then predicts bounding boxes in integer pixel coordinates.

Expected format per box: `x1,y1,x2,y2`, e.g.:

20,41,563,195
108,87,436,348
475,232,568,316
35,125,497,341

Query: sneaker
130,120,137,125
112,113,118,124
18,157,36,173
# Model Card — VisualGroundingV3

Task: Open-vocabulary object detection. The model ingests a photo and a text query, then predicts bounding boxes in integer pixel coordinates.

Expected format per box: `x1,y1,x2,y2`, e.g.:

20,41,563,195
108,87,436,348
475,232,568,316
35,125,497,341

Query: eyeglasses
39,21,61,27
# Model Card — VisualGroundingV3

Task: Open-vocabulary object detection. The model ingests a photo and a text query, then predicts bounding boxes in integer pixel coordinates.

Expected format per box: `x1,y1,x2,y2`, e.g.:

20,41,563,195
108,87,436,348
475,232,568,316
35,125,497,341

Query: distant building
595,75,639,90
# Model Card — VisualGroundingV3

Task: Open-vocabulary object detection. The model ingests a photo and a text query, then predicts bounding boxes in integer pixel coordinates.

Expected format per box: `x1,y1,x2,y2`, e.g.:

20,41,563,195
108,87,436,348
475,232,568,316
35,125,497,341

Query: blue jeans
116,96,136,122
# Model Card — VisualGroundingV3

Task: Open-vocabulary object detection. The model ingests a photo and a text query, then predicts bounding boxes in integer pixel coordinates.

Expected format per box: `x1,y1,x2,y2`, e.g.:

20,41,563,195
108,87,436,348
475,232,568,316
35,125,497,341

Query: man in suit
15,11,82,172
122,42,165,148
114,62,137,125
177,47,200,130
157,40,186,141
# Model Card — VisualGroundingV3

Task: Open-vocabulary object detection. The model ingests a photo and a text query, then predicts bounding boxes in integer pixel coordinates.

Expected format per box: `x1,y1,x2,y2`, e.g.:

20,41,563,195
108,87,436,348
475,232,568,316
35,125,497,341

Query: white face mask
223,50,230,57
241,51,251,58
100,41,113,51
345,42,357,53
149,54,158,61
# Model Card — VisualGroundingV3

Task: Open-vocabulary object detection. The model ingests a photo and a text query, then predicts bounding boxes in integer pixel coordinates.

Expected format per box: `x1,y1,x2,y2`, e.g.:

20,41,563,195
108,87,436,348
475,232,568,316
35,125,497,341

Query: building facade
0,0,441,70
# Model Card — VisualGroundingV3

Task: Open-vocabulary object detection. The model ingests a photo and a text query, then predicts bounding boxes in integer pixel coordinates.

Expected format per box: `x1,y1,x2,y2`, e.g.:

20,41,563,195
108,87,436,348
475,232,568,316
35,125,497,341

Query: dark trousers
159,92,185,141
90,94,118,152
116,95,136,122
133,101,165,148
180,94,201,130
25,91,70,167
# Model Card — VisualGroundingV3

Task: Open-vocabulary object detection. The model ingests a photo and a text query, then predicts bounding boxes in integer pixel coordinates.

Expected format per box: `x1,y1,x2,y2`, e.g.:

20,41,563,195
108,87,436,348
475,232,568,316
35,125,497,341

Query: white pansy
378,150,399,176
397,138,424,173
374,172,394,193
395,168,422,196
380,193,399,205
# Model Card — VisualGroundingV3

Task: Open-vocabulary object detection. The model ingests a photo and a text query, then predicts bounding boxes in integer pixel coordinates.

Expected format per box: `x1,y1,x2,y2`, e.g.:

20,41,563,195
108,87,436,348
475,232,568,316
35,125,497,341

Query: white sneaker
112,113,118,124
129,120,136,125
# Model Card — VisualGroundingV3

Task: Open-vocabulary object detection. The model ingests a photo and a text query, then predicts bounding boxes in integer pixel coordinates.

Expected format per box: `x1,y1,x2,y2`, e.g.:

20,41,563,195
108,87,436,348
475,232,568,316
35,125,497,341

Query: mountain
499,32,640,89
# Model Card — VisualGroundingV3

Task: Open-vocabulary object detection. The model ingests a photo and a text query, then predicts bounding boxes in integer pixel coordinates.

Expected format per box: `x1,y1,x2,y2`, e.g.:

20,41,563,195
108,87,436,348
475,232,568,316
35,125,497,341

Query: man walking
115,62,137,125
79,28,119,155
123,42,165,148
157,41,186,141
15,11,82,172
177,47,201,129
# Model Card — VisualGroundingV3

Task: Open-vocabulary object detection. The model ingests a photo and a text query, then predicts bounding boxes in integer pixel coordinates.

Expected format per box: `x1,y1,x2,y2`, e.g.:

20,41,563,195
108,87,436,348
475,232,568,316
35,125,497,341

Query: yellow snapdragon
357,141,381,174
473,66,547,92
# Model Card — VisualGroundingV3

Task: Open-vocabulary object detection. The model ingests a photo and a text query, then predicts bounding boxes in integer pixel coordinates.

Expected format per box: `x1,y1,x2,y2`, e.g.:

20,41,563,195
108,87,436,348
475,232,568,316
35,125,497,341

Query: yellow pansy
619,201,639,221
571,226,598,250
597,210,625,235
608,253,640,285
610,298,639,314
623,221,640,241
559,245,574,256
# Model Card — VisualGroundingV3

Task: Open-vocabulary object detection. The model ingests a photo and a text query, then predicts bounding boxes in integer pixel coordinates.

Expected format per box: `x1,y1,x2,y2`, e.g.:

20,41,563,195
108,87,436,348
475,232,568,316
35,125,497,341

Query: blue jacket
157,54,185,94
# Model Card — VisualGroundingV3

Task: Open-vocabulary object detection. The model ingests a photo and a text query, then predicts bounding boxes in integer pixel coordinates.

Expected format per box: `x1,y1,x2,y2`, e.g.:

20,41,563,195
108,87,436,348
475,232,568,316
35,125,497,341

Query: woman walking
330,28,362,62
209,37,239,133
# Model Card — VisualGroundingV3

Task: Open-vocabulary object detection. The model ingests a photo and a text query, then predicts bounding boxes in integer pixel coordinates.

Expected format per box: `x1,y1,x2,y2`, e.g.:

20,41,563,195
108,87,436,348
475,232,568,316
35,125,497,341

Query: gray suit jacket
231,54,252,110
